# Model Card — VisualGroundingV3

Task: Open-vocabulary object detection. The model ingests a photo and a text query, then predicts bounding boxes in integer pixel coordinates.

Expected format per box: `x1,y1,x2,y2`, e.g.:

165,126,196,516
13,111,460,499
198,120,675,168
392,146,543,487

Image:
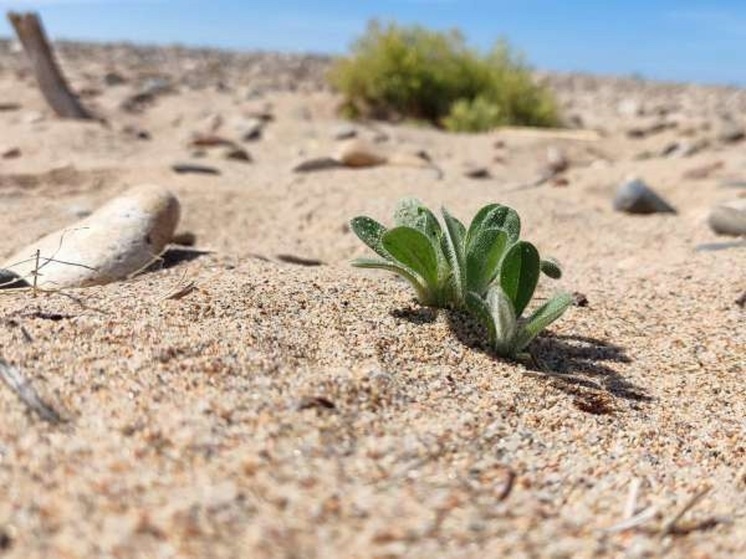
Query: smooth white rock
3,184,180,288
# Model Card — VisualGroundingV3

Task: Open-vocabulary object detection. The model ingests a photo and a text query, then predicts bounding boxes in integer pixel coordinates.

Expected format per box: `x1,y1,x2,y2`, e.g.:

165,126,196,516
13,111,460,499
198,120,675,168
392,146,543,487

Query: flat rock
707,199,746,236
171,163,221,175
613,179,677,214
2,184,180,288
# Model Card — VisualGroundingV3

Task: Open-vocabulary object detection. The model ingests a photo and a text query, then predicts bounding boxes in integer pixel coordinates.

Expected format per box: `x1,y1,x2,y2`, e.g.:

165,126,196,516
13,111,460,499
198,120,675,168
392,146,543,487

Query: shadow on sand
444,310,652,413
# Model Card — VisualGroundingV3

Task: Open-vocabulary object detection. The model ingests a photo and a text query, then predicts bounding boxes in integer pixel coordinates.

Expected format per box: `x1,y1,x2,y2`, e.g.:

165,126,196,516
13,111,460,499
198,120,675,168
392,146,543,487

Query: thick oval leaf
466,227,508,295
441,208,467,305
350,216,389,259
468,204,521,245
382,227,440,291
351,257,432,304
514,292,573,352
540,257,562,279
500,241,540,316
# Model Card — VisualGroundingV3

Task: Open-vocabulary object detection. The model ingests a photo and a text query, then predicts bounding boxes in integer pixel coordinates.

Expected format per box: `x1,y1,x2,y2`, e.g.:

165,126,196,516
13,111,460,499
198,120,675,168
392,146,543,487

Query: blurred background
0,0,745,85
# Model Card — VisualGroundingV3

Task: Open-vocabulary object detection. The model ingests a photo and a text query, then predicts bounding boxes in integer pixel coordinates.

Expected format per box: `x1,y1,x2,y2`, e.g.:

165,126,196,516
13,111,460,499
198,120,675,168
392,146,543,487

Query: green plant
329,21,560,132
351,199,570,357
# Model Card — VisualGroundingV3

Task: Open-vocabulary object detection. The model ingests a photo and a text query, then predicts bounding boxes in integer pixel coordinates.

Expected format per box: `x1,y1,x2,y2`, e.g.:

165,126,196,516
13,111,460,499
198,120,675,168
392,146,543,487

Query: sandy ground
0,42,744,558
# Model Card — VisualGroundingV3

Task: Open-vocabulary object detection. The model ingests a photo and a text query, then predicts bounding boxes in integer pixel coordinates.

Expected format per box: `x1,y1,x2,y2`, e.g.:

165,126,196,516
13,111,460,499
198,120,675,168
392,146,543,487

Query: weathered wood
7,11,95,119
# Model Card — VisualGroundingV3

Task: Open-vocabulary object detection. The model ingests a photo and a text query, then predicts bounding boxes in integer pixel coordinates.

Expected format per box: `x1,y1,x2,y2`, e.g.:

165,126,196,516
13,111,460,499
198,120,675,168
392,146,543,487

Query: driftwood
7,11,95,120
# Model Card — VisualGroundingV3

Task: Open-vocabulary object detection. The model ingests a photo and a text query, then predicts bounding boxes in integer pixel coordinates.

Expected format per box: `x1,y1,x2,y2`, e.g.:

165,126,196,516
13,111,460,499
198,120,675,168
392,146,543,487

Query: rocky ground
0,40,744,558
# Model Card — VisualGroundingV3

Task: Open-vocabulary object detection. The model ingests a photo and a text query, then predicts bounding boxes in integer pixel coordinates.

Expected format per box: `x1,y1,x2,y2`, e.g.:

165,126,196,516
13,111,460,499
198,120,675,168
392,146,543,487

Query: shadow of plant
390,305,439,325
446,311,652,413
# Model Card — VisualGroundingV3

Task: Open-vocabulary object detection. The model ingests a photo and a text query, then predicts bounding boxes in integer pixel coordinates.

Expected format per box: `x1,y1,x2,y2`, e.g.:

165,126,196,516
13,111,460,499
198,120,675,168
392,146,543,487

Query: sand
0,41,744,558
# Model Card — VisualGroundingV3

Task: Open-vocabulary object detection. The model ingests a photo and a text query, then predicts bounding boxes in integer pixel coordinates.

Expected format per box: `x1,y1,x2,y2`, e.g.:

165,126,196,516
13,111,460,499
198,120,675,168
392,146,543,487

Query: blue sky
0,1,745,85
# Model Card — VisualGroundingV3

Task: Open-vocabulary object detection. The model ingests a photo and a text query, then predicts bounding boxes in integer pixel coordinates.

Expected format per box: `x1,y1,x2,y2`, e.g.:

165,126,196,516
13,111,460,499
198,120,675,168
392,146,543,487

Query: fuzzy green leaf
500,241,540,316
351,257,431,304
441,208,467,305
382,227,440,290
394,198,443,242
466,227,509,295
540,257,562,279
469,204,521,244
350,216,390,259
513,292,573,352
486,286,517,356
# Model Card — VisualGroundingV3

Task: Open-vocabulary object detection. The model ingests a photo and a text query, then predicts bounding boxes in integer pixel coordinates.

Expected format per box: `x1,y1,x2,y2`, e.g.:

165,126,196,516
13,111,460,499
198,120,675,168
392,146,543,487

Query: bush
329,21,559,132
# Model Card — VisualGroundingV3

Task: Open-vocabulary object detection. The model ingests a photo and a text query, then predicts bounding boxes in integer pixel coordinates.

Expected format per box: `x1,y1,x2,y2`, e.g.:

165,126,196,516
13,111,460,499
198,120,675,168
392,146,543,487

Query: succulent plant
351,198,571,358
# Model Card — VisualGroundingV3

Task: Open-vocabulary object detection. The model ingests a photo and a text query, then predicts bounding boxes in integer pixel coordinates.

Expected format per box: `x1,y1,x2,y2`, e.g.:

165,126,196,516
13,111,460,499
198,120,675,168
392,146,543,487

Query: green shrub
350,199,571,358
329,21,559,132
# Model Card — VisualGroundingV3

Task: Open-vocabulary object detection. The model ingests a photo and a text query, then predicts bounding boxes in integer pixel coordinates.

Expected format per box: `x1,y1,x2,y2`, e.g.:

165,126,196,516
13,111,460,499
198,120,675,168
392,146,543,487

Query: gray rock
613,179,677,214
707,199,746,236
331,124,357,140
238,118,264,142
171,163,221,175
463,162,491,179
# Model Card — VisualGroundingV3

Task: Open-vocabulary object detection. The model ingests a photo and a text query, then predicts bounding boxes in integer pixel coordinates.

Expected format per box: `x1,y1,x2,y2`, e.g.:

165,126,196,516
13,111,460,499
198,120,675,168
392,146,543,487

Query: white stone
3,184,180,288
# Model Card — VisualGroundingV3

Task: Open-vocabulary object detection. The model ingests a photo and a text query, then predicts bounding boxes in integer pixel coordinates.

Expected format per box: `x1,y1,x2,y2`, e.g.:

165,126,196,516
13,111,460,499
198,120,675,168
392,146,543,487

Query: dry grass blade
660,485,712,536
0,357,64,424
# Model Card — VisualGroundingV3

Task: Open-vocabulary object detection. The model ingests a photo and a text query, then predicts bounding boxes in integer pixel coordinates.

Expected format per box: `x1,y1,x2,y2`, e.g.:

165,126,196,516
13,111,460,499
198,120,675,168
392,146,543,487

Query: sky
0,0,745,86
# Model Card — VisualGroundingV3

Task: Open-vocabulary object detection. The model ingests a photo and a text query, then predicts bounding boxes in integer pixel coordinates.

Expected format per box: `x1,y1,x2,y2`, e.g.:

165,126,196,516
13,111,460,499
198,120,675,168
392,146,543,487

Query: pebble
2,184,180,288
1,147,21,159
238,118,264,141
223,147,252,162
331,124,357,140
546,146,569,174
707,199,746,236
333,139,387,168
292,157,342,173
463,163,490,179
613,178,677,214
0,102,21,112
171,163,221,175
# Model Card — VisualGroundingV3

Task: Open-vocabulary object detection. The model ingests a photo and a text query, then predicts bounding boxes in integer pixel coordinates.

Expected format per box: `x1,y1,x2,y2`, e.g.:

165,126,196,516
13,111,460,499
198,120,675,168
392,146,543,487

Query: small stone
331,124,357,140
171,231,197,246
122,125,151,140
613,178,677,214
238,118,264,142
190,133,235,148
334,139,387,167
103,71,127,86
171,163,221,175
0,103,21,112
224,147,252,162
463,163,490,179
716,120,745,144
546,146,569,174
2,147,21,159
2,184,180,288
707,199,746,236
292,157,342,173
